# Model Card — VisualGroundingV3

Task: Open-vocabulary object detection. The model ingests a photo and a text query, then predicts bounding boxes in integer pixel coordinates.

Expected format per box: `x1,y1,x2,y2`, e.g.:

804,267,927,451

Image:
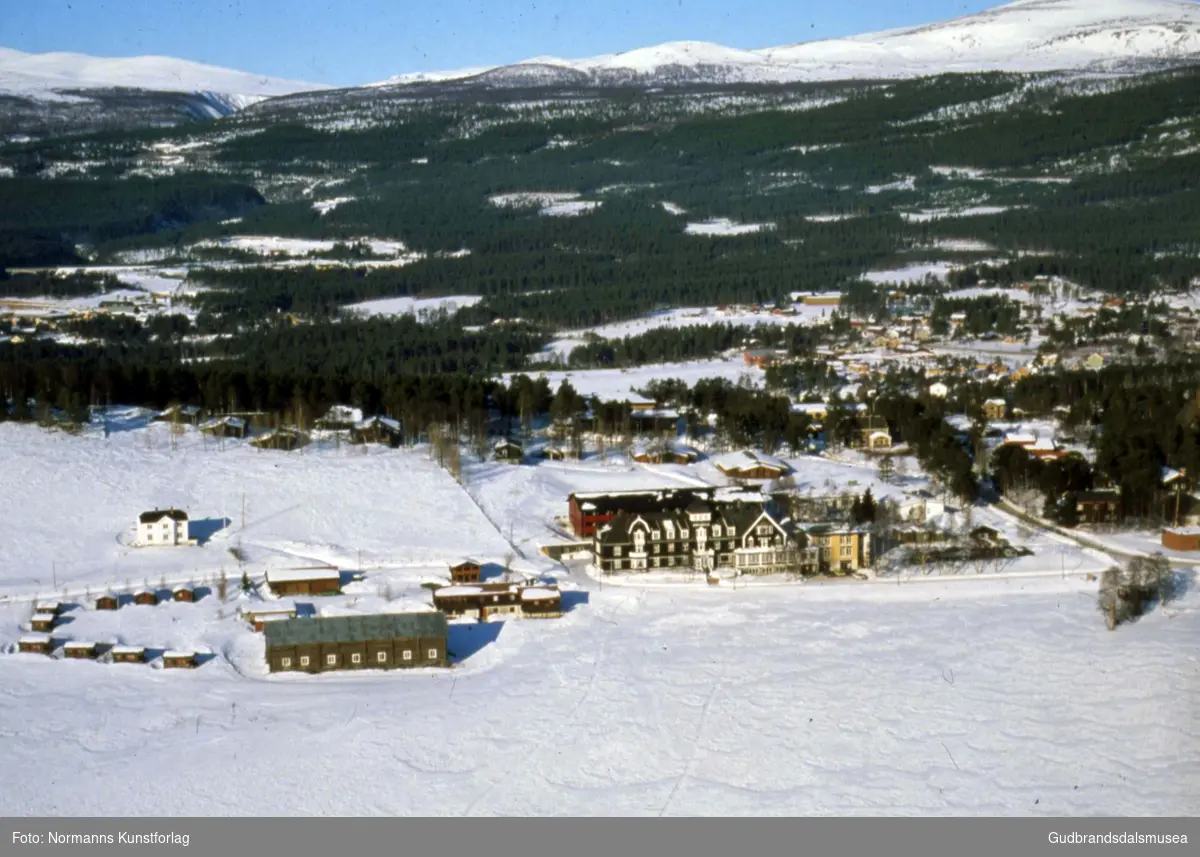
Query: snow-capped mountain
0,47,326,106
374,0,1200,88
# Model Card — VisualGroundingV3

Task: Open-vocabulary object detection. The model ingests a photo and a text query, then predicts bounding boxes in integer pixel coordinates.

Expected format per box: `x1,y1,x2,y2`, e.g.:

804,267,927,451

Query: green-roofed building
263,613,449,673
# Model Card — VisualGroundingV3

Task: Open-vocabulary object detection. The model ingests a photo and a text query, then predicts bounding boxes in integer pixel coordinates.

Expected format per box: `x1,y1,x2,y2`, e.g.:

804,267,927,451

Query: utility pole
241,493,246,531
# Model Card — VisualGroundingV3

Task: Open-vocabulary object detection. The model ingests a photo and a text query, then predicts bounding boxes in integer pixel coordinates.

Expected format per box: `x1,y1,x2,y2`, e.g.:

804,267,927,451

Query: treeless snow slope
0,576,1196,815
0,47,325,101
0,417,512,595
375,0,1200,86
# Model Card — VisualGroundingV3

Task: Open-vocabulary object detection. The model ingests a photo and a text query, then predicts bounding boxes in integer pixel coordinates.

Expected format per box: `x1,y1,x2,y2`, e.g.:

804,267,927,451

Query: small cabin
30,615,56,633
449,559,482,585
34,601,62,616
250,428,309,451
134,590,159,606
265,568,341,597
95,593,120,611
493,440,524,463
172,585,196,603
110,646,146,664
64,641,98,660
18,635,52,655
240,605,298,632
162,651,197,669
520,587,563,619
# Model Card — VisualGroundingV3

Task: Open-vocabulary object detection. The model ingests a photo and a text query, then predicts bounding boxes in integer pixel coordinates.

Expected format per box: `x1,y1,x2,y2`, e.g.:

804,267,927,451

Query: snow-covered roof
1162,466,1184,485
266,567,340,583
713,449,789,474
19,634,51,644
435,585,483,597
1003,432,1037,445
521,588,561,601
322,405,364,423
355,415,401,431
34,601,62,612
240,605,297,617
110,645,145,655
984,398,1007,406
64,641,96,649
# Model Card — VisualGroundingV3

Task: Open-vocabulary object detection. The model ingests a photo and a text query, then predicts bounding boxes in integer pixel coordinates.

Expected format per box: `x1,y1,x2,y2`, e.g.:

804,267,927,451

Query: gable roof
266,567,340,584
713,449,790,475
139,508,188,523
264,613,447,646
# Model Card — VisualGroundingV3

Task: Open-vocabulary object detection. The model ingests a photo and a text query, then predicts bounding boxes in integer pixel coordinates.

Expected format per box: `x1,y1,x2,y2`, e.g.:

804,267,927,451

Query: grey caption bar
3,817,1196,857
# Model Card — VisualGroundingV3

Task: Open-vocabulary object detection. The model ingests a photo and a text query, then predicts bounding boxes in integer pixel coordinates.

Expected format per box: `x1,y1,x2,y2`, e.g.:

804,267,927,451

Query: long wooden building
264,613,449,674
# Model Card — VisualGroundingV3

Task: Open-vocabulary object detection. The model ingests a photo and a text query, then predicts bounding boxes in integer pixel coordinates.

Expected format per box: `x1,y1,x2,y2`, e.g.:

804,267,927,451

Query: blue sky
5,0,1003,86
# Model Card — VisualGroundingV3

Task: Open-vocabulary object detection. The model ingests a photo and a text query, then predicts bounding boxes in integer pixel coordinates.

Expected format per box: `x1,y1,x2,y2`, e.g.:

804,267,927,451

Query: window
147,533,154,541
299,656,310,667
402,650,412,661
713,525,722,537
681,529,689,538
669,542,676,553
614,546,622,557
351,653,362,664
493,595,499,602
281,657,292,668
652,530,660,540
427,649,438,660
376,651,387,663
326,654,336,666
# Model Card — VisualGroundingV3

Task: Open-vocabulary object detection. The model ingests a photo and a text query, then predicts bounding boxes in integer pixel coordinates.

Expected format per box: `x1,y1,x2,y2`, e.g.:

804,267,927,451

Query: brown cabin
64,641,98,660
134,590,159,606
95,594,120,611
30,615,56,633
173,585,196,603
1077,490,1121,525
241,606,298,632
519,587,563,619
449,559,482,584
162,651,197,669
111,646,146,664
19,635,52,655
264,613,449,674
34,601,62,616
265,568,341,597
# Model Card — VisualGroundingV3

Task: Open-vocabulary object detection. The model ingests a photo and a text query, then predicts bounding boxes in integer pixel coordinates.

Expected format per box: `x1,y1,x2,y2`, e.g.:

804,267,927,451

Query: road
994,498,1199,567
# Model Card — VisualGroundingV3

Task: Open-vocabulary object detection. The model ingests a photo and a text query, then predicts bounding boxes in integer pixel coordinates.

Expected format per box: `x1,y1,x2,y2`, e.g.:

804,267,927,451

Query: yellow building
807,526,872,573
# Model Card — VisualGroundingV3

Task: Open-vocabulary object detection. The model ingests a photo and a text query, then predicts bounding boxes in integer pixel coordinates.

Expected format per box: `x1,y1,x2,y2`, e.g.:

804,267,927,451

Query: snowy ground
535,305,838,360
504,358,762,399
343,294,483,319
1,572,1195,816
1,416,1198,815
0,415,515,598
684,218,774,236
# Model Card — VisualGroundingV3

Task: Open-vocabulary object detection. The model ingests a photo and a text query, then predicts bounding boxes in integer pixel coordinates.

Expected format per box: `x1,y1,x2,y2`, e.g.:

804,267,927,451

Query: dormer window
652,530,661,540
713,525,722,537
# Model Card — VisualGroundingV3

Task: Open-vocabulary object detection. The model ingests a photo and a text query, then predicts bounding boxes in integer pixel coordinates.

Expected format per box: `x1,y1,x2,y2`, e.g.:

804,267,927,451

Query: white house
136,508,192,547
928,382,949,398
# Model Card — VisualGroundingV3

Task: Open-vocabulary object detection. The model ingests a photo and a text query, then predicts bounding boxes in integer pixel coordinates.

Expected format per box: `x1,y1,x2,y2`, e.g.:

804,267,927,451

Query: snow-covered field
344,294,483,319
0,416,1197,815
2,569,1196,815
535,305,838,360
684,218,775,236
505,358,762,399
864,262,959,285
0,416,515,597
